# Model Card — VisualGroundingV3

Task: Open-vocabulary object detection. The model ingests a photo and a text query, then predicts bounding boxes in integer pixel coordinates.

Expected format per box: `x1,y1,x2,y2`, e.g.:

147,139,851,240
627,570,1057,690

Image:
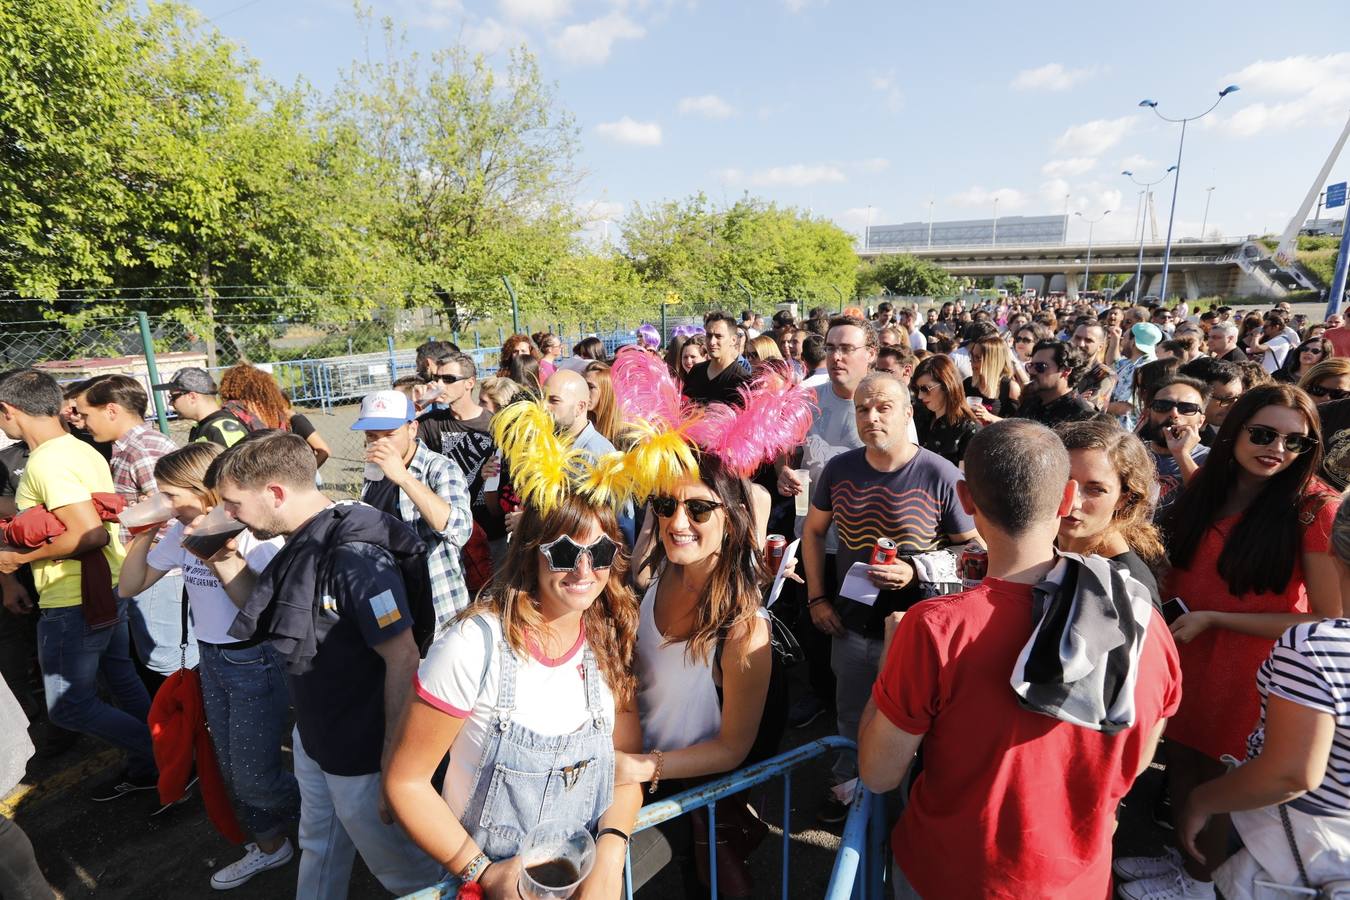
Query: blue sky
198,0,1350,247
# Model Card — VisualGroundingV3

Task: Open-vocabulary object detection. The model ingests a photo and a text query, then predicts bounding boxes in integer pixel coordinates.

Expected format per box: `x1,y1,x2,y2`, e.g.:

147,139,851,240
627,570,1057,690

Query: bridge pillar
1145,272,1166,299
1183,270,1200,302
1064,272,1079,301
1042,274,1059,295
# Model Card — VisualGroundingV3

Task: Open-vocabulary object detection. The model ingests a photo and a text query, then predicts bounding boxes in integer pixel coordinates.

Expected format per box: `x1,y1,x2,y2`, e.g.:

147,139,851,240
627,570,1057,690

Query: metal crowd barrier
402,736,886,900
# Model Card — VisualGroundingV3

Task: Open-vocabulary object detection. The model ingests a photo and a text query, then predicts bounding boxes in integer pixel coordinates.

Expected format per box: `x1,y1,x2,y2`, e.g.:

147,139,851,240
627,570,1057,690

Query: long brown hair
913,355,977,427
1160,383,1327,595
459,494,638,704
651,452,763,666
1056,419,1165,567
219,365,290,430
584,361,621,445
153,442,224,506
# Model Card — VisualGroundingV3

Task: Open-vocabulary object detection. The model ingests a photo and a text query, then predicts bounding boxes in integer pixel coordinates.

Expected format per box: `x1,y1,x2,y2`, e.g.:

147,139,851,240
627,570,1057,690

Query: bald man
543,369,615,459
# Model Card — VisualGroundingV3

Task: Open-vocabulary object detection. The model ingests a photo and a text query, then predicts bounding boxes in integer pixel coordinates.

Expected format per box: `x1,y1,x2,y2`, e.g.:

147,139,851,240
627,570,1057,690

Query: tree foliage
857,254,957,299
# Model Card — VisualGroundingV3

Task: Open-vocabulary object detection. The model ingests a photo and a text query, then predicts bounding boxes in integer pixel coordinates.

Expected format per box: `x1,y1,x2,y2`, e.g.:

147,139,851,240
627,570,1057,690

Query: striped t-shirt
1246,619,1350,815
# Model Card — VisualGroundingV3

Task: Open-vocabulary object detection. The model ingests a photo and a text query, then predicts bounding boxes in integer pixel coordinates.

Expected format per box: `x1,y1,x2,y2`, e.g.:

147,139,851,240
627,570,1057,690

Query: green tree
858,254,956,298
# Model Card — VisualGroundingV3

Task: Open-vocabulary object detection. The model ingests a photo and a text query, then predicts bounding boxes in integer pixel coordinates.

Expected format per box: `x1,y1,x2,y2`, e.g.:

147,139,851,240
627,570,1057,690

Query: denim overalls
460,633,615,861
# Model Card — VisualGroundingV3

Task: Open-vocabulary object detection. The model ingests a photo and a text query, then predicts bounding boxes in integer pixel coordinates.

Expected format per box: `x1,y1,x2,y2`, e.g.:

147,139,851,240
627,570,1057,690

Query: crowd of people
2,294,1350,900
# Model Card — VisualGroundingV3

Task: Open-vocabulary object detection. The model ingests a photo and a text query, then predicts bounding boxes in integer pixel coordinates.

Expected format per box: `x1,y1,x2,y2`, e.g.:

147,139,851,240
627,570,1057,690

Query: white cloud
499,0,569,24
677,94,735,119
870,72,904,113
950,186,1026,211
595,116,662,146
1040,178,1072,205
1212,53,1350,137
1053,116,1132,156
1041,157,1096,177
1011,62,1096,91
463,17,528,53
407,0,462,30
781,0,820,11
853,157,890,175
720,164,847,188
835,207,883,232
1119,154,1157,172
551,11,644,65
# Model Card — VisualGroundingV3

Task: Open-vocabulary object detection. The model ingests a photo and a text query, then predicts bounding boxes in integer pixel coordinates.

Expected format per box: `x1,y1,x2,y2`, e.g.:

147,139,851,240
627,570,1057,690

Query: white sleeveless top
635,574,723,751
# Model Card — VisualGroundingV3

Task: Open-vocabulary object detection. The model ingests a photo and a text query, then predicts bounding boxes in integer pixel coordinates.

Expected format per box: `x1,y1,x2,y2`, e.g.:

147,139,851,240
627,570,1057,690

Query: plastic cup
118,492,176,529
516,820,595,900
181,505,246,560
793,469,811,517
363,461,386,482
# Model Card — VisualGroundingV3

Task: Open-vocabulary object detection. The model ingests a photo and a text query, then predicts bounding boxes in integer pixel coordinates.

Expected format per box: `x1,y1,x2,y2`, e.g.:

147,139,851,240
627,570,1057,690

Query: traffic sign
1328,181,1348,209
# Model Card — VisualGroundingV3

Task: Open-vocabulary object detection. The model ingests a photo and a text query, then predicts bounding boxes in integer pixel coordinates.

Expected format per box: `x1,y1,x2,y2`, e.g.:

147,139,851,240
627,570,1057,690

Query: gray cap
152,366,217,395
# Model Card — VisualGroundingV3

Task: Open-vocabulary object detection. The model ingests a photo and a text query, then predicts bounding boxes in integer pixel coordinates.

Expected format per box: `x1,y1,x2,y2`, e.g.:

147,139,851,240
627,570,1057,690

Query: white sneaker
1116,869,1215,900
1113,846,1183,882
210,840,294,891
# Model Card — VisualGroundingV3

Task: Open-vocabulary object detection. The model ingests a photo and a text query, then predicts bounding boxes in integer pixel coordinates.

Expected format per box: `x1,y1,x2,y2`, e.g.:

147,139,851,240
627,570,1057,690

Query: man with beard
1140,375,1210,504
1014,340,1096,427
1180,358,1244,447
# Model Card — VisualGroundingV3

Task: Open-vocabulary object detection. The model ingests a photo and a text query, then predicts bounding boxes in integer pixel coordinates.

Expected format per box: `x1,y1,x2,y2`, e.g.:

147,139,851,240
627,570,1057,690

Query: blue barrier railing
401,736,882,900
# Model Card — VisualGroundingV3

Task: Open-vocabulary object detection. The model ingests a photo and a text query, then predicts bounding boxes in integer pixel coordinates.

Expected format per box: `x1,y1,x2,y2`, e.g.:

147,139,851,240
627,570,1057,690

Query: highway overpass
858,236,1308,300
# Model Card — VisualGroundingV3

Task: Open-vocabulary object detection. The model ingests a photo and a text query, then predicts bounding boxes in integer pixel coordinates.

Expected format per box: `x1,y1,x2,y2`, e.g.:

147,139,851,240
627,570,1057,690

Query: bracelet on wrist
648,749,665,795
596,827,631,845
459,852,491,883
808,595,830,607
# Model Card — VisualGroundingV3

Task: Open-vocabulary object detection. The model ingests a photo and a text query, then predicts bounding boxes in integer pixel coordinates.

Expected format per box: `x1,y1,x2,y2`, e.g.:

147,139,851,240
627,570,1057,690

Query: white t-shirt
147,520,282,645
1261,331,1296,374
415,614,615,819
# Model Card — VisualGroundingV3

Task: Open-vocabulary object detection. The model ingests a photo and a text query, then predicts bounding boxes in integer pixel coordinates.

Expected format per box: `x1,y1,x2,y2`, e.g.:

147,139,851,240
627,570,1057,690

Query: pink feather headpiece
611,347,816,480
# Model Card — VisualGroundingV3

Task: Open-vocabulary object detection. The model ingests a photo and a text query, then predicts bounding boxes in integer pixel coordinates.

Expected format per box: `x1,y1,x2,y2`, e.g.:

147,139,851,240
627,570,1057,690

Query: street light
927,199,934,247
1201,186,1216,239
1075,210,1111,296
1138,84,1240,300
1123,166,1177,301
1063,194,1071,243
992,196,1000,246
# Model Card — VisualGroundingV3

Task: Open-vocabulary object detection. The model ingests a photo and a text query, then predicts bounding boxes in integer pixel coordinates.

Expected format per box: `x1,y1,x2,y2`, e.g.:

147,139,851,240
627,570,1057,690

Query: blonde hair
1298,358,1350,392
153,443,224,507
477,376,520,410
970,334,1015,398
749,334,782,362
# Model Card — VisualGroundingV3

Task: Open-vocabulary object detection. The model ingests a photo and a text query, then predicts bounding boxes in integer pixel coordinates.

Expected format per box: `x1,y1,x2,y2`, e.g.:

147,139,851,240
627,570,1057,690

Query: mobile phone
1160,596,1190,625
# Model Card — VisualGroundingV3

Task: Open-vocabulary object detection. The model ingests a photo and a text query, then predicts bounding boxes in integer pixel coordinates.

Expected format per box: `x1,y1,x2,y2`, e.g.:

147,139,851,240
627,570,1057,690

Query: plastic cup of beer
793,469,811,517
516,820,596,900
181,505,247,560
117,492,176,529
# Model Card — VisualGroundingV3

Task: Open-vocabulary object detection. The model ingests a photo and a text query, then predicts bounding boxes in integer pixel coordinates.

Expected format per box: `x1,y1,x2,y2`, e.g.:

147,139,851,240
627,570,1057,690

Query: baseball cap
351,390,415,431
1131,323,1163,353
152,367,217,395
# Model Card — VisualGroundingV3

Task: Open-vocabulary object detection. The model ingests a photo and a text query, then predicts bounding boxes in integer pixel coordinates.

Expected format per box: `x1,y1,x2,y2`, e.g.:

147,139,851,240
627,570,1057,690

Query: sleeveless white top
635,574,723,751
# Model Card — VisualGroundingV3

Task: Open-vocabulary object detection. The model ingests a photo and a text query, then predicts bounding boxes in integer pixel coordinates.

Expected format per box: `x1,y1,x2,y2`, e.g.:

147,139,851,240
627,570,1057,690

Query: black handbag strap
1280,803,1313,888
179,584,190,670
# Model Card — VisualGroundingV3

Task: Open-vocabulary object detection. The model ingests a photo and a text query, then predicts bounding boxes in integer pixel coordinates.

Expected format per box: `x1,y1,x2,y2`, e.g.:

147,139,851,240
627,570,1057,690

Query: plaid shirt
363,441,473,629
110,424,178,544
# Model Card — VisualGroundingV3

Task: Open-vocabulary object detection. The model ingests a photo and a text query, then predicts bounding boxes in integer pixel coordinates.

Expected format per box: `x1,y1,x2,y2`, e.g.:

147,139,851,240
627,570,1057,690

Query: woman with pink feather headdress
601,347,815,898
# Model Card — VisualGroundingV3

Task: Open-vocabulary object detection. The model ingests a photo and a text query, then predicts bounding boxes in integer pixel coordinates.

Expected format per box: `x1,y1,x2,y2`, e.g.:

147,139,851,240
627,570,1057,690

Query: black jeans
0,814,52,900
781,553,837,712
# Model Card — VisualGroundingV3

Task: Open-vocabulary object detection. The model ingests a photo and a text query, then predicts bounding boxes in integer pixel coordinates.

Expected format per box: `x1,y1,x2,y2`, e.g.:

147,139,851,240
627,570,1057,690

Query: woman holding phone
1114,384,1343,898
117,443,297,891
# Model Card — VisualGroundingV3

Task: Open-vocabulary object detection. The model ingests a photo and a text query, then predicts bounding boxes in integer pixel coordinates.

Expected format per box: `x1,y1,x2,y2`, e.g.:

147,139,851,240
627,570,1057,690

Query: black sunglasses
167,391,186,403
1308,383,1350,401
1150,399,1203,416
432,373,465,384
1025,361,1054,374
538,534,619,573
1244,425,1317,454
650,496,724,524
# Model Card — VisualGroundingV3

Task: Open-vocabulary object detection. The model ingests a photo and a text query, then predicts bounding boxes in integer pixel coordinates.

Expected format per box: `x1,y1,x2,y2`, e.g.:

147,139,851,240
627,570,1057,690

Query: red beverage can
870,538,897,566
959,544,988,588
765,534,786,567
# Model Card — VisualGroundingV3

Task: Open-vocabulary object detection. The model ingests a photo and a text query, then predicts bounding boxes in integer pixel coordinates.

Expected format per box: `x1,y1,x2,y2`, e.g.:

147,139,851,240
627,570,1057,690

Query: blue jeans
37,599,155,780
127,573,197,675
198,642,299,841
831,630,884,783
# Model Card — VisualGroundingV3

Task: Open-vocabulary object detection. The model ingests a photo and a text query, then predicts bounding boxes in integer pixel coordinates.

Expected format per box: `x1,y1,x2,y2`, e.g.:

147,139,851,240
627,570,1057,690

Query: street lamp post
1138,85,1239,301
1201,186,1216,239
992,196,1000,246
1075,210,1111,296
1063,194,1071,243
927,199,934,248
1123,167,1178,302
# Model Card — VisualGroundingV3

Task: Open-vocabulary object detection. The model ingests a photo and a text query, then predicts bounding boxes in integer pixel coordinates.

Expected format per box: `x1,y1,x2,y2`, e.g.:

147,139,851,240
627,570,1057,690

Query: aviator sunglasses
1149,399,1203,416
650,495,725,524
1308,383,1350,401
1243,425,1317,455
538,534,619,573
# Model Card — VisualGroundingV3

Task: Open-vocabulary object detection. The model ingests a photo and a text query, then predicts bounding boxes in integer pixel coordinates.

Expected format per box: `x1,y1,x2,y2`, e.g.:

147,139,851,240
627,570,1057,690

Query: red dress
1163,488,1339,760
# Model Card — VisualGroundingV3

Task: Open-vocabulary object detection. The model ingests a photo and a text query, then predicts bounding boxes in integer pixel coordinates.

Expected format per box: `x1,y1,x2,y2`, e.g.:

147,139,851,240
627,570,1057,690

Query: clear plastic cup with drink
118,492,176,529
181,505,247,560
516,820,596,900
793,468,812,517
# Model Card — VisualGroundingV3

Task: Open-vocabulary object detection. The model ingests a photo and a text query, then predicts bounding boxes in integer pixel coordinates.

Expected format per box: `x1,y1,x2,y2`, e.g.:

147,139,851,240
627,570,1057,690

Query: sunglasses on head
650,495,724,524
1308,383,1350,401
1150,399,1203,416
538,534,619,573
1244,425,1316,454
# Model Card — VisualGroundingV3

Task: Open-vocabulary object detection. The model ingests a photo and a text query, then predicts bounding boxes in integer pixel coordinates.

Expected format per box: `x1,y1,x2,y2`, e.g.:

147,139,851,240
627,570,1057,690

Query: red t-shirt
1323,326,1350,360
872,577,1182,900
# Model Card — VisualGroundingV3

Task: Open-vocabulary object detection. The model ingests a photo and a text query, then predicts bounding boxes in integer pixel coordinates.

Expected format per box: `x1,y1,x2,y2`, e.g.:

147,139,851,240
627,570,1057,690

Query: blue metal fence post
386,335,398,384
137,312,170,435
1325,219,1350,318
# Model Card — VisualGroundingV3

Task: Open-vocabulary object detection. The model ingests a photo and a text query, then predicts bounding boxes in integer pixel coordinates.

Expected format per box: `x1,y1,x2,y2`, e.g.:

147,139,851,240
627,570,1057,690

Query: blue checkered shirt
363,441,473,629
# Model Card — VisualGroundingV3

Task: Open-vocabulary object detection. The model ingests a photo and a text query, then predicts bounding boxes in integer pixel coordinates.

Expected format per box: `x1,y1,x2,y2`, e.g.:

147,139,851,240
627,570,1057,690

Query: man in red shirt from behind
859,419,1182,900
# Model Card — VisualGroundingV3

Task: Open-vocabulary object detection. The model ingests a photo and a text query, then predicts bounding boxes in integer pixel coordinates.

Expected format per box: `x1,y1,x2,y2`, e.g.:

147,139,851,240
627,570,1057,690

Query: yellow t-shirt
15,434,126,609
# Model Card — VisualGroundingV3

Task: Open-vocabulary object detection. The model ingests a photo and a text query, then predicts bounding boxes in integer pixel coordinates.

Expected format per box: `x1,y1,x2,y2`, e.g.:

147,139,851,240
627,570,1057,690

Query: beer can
765,534,787,568
870,538,897,566
959,544,988,588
